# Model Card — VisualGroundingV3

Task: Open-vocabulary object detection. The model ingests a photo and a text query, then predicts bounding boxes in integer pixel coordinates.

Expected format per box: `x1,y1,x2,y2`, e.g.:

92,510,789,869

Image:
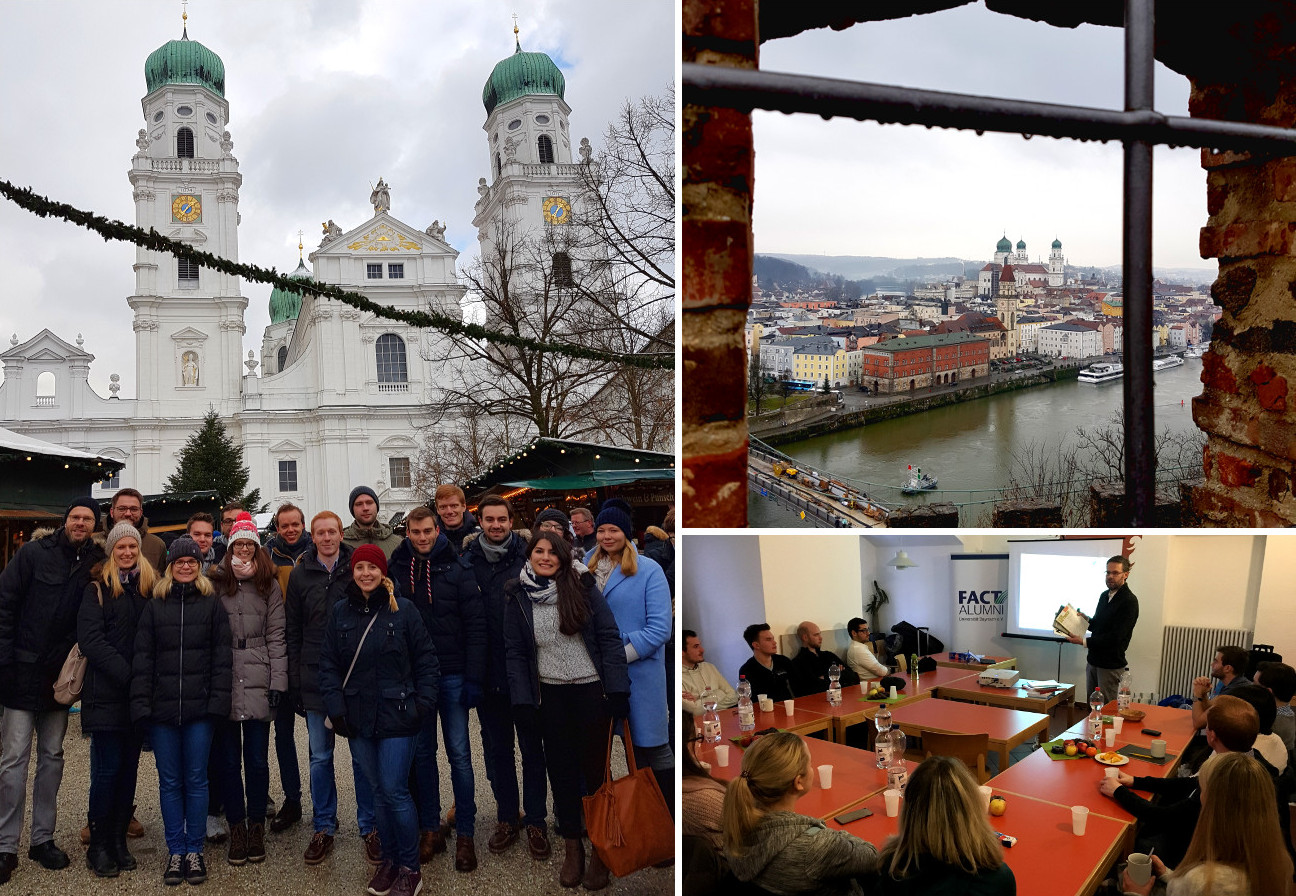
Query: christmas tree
164,409,262,510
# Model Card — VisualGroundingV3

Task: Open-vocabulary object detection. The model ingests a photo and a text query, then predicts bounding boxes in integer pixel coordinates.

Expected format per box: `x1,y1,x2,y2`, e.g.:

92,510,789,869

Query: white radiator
1157,625,1253,702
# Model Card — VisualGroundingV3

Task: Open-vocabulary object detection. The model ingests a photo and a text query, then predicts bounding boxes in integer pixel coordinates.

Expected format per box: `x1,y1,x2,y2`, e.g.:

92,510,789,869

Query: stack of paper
1053,604,1089,639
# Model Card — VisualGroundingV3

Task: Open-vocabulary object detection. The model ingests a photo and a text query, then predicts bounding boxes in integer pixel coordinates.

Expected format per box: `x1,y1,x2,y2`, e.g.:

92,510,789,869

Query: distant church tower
997,264,1020,356
472,23,586,271
127,14,247,447
993,234,1012,267
1012,238,1028,265
1048,237,1066,287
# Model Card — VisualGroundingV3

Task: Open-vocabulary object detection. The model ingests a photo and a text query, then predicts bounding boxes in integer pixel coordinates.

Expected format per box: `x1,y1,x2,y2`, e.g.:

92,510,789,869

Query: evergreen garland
0,179,671,370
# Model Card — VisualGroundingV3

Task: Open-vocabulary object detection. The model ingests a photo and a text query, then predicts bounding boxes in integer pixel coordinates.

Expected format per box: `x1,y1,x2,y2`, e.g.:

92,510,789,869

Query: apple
1065,744,1078,756
989,797,1007,816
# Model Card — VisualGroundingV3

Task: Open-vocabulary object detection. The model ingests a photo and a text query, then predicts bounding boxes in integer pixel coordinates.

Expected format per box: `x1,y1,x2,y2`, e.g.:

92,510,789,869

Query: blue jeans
151,720,214,855
478,692,547,827
274,698,301,803
305,711,376,836
349,736,418,870
215,719,270,825
413,674,475,836
88,731,142,824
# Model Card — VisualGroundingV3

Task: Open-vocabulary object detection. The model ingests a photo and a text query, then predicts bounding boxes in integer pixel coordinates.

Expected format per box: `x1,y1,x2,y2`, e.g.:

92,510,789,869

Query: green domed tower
996,235,1012,253
269,259,312,324
144,22,225,97
482,37,565,115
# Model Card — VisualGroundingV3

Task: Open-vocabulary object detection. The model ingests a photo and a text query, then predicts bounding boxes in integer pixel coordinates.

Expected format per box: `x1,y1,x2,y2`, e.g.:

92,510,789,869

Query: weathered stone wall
887,503,959,527
992,500,1064,528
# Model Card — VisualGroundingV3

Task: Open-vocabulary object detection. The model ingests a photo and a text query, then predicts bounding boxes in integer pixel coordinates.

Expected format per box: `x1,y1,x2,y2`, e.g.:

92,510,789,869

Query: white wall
1256,536,1296,655
758,533,862,640
680,534,765,687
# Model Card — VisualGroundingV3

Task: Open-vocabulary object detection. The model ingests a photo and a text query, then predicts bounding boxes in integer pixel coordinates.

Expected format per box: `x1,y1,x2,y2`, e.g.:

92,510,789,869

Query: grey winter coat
728,810,879,896
215,575,288,722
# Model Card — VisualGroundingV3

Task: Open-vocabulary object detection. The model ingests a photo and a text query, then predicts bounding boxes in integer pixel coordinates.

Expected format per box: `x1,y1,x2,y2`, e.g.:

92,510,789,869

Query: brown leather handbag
53,584,101,706
582,722,674,877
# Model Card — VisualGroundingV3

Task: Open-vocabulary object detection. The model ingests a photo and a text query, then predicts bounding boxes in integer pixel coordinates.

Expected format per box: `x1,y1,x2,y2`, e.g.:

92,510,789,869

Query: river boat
1153,355,1184,371
1183,344,1207,359
901,465,938,494
1078,362,1124,384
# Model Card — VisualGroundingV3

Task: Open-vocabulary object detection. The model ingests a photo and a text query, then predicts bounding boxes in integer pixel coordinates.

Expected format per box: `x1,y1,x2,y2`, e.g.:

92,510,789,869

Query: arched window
376,334,408,383
537,134,554,164
495,153,502,178
551,251,573,288
35,371,56,407
276,346,288,373
177,127,195,159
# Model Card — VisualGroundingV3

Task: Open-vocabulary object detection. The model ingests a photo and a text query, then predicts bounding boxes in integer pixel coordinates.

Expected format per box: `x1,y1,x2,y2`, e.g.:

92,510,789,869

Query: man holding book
1064,555,1139,704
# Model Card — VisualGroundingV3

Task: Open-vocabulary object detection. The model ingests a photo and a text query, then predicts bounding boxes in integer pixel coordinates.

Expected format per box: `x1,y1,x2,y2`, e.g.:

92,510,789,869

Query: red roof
1000,264,1015,282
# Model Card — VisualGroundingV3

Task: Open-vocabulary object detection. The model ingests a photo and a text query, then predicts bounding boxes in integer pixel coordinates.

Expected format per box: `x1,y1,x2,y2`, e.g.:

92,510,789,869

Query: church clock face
171,194,202,223
542,196,571,225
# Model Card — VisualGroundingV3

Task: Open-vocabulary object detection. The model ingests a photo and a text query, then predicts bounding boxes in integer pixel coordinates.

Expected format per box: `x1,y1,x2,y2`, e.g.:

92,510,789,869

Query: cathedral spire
181,0,189,39
513,13,520,52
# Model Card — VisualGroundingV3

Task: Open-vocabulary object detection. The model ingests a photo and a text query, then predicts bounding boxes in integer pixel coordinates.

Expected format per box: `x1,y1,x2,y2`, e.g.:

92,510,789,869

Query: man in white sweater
845,617,889,680
681,630,737,718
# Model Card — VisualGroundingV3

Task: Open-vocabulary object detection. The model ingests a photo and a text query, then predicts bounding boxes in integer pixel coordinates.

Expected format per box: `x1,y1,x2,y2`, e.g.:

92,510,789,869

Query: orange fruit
1086,746,1097,757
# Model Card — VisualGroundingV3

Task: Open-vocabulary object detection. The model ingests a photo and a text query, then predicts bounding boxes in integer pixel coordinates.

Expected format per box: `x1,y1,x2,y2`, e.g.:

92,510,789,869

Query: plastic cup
783,699,795,714
883,788,901,817
1112,716,1124,733
861,681,871,695
1071,805,1089,836
714,745,730,767
1105,766,1119,780
759,697,774,712
889,685,898,699
1127,853,1152,885
1105,729,1117,748
978,785,992,812
1150,739,1167,759
817,764,833,789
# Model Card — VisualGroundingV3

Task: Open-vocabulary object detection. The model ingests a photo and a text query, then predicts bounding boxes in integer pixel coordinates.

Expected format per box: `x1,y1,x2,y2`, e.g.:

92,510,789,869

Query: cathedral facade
0,27,587,517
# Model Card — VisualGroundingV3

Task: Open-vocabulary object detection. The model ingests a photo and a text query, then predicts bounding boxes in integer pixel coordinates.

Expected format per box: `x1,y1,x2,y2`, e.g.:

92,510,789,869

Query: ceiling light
888,550,917,569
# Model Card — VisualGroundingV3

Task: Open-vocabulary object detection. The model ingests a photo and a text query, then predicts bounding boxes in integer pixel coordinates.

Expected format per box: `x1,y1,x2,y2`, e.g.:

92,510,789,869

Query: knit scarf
592,554,616,591
407,533,450,604
479,535,510,564
232,556,255,580
519,560,558,605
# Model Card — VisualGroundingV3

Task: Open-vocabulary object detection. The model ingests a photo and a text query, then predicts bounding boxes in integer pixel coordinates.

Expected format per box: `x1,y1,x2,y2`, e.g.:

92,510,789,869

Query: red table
933,679,1076,715
808,668,982,743
827,789,1129,896
888,699,1050,770
697,736,917,820
933,654,1018,671
713,701,833,741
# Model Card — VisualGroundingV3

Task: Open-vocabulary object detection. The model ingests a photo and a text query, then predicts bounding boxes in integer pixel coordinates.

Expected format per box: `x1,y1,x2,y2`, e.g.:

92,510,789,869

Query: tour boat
1153,356,1184,371
901,465,938,494
1183,344,1207,359
1078,362,1124,383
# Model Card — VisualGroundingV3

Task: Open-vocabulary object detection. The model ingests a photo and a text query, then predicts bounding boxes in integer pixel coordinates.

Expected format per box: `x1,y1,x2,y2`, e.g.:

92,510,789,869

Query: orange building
858,333,991,394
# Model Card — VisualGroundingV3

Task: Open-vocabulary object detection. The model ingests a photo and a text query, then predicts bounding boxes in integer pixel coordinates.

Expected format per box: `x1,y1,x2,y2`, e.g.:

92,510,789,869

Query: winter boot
560,838,585,888
85,818,119,878
111,805,138,871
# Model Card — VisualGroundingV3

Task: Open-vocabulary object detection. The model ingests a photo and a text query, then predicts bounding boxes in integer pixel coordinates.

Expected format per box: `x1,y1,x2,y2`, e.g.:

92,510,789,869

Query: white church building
0,26,589,518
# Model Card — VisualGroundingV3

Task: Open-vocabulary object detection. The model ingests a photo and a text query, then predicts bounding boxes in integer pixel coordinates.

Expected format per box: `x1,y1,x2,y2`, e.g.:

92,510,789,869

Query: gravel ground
1,711,673,896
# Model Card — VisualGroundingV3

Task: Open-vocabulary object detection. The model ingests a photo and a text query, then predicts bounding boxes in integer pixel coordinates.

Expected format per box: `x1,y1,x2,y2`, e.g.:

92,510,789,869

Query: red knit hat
350,543,388,576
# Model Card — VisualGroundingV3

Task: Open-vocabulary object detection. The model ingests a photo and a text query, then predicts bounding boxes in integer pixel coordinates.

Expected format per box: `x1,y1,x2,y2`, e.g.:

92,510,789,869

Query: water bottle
1088,686,1105,742
874,702,894,768
701,688,722,744
827,664,842,706
1118,670,1133,713
885,728,909,792
737,676,755,732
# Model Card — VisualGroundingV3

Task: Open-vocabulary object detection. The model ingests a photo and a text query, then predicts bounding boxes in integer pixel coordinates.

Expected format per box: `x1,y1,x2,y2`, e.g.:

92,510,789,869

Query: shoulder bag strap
340,611,382,690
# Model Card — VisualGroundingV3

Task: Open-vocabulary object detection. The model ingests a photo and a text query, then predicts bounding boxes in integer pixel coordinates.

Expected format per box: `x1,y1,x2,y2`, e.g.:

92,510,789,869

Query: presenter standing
1065,556,1138,704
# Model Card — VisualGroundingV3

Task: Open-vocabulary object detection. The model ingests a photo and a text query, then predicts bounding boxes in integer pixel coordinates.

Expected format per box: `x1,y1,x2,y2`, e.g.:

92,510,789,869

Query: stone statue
370,177,391,214
477,177,489,198
425,220,446,240
321,219,343,241
181,351,199,387
136,129,151,153
503,135,522,163
220,130,234,155
579,137,592,164
245,349,259,374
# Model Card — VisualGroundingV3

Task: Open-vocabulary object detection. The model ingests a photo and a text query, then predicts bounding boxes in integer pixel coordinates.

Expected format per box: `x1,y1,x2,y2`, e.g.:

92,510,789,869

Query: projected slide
1006,539,1124,639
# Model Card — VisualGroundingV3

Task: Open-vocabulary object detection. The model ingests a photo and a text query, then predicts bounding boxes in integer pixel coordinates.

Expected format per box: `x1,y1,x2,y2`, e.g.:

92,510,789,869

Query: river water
748,361,1205,527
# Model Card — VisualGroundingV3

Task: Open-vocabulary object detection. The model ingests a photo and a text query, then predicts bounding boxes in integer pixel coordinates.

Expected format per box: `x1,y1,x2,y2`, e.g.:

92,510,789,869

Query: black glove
328,715,354,738
268,689,285,709
133,717,152,744
607,692,631,720
294,693,307,718
415,697,436,720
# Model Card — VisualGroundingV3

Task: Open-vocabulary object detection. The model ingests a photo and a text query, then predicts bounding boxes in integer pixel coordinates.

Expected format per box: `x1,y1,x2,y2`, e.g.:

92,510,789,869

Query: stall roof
0,426,123,466
464,437,675,495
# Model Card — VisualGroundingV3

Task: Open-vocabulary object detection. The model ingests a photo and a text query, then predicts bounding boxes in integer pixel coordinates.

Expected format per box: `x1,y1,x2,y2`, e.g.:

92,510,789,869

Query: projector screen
1005,539,1125,640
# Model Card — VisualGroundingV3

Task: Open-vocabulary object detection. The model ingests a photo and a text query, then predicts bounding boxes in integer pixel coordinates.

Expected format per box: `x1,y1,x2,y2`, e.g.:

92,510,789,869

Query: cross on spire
297,230,304,259
512,13,520,51
181,0,189,38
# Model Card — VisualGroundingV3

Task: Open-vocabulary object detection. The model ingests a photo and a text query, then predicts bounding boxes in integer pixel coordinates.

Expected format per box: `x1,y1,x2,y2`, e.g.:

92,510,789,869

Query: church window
535,114,550,125
495,153,502,178
507,119,522,131
278,460,298,493
537,134,555,164
153,110,164,123
551,251,573,287
367,263,383,279
178,256,199,287
387,263,404,279
177,127,195,158
205,111,218,125
389,457,411,489
100,467,121,490
35,371,56,407
176,105,193,117
276,346,288,372
376,334,408,383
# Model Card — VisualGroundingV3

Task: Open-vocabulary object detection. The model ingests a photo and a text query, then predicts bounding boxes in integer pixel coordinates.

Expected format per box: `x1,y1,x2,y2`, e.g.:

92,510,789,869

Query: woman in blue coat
584,499,674,808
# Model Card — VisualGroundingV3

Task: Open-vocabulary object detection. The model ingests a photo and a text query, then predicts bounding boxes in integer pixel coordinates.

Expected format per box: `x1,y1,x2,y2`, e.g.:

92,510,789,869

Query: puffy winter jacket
318,580,439,738
438,511,480,554
285,544,353,712
78,572,150,732
212,572,288,722
0,528,105,712
501,572,630,708
341,521,402,556
130,582,233,726
463,532,529,694
389,535,484,683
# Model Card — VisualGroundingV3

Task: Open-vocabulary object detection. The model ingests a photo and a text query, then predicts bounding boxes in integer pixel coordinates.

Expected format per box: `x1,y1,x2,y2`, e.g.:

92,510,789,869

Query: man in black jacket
1066,555,1138,704
738,623,797,701
464,496,549,864
433,485,480,554
388,506,486,871
0,498,105,883
789,621,860,695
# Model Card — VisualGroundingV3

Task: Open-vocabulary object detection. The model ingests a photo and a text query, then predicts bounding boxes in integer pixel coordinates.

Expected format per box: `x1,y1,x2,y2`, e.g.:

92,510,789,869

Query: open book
1053,604,1090,639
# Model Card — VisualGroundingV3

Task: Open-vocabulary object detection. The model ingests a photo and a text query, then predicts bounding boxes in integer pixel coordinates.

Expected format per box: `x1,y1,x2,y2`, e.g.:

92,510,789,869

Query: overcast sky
752,4,1212,277
0,0,672,397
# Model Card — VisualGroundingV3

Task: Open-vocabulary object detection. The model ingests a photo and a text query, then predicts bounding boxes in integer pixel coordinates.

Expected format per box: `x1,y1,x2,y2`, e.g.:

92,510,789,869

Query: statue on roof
136,129,151,153
425,220,446,241
370,178,391,214
321,219,343,242
579,137,592,164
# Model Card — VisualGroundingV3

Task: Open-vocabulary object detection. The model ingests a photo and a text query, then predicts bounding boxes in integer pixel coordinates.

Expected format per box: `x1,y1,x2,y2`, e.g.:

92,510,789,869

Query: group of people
0,485,675,895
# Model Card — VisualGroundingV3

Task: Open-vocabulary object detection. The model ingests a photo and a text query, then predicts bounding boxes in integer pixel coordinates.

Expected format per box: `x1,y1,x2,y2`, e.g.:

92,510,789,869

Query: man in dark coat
388,506,486,870
107,488,167,571
265,502,311,833
433,484,480,554
789,620,860,695
1065,555,1139,704
463,496,549,861
738,623,797,701
0,498,105,883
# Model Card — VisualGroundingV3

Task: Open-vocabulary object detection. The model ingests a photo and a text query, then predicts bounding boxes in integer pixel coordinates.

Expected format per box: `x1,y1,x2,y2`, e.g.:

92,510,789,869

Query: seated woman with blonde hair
723,731,878,895
871,755,1014,895
1120,751,1292,896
